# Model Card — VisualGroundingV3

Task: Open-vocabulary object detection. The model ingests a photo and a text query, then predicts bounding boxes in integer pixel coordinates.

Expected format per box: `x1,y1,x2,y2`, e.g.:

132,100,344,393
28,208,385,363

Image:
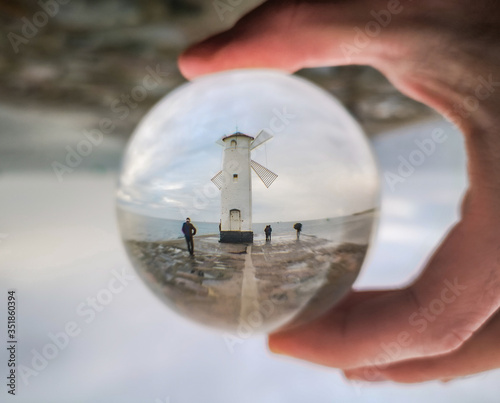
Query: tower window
231,140,237,148
233,174,238,182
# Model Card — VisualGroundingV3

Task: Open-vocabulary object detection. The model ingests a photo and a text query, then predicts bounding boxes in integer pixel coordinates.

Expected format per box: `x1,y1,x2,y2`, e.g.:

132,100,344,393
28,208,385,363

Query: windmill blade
250,129,273,150
211,171,224,190
251,160,278,188
215,137,225,147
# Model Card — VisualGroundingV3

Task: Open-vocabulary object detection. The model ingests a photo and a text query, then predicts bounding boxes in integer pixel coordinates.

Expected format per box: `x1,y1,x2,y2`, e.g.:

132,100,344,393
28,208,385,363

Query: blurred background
1,0,498,402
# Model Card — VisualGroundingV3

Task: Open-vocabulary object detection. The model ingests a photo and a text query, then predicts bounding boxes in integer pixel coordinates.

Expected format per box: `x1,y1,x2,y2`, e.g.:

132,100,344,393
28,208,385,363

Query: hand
179,0,500,383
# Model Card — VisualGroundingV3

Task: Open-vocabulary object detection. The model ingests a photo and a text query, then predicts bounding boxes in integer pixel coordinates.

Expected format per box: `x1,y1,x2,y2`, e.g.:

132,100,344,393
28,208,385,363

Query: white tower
211,130,278,243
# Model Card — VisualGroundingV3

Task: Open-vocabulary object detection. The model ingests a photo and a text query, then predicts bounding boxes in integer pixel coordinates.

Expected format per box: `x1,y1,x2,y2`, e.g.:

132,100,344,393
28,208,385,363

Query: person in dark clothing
294,223,302,240
264,225,272,241
181,0,500,384
181,217,197,255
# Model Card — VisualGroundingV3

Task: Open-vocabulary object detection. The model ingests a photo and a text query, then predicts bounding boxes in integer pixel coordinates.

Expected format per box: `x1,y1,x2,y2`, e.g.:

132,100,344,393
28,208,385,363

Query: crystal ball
117,69,379,334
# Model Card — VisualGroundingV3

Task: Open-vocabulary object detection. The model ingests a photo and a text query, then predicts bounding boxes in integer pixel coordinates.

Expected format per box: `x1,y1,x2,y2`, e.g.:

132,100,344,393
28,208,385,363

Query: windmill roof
222,132,255,141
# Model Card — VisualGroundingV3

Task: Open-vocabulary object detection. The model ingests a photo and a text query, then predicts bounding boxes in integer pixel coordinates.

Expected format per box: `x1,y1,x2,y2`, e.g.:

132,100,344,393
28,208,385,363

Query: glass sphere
117,69,379,334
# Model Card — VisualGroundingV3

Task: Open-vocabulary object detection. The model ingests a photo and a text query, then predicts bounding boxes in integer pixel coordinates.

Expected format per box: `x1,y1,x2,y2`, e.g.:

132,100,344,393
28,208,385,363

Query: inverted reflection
117,70,379,332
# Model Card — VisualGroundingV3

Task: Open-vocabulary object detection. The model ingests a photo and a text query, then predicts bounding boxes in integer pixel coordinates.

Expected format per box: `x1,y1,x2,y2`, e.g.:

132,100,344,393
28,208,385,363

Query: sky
117,70,380,223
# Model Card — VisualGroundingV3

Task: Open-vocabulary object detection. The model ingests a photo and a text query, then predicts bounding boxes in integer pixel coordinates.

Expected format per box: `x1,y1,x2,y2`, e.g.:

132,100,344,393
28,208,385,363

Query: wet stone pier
125,234,367,333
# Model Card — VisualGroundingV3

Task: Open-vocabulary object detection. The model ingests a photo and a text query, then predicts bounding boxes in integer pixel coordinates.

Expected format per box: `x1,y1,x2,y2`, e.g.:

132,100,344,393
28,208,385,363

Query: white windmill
211,130,278,243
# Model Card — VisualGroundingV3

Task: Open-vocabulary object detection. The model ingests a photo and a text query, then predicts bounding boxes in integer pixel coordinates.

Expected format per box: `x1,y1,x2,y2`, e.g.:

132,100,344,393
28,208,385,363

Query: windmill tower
211,130,278,243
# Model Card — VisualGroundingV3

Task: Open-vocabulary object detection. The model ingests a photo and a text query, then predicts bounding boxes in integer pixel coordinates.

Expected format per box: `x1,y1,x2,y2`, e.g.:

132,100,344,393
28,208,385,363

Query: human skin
178,0,500,383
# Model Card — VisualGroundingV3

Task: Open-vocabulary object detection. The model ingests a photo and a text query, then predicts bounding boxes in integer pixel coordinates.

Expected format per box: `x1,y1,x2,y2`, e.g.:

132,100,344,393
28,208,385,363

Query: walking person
294,223,302,240
182,217,197,255
264,225,272,242
179,0,500,382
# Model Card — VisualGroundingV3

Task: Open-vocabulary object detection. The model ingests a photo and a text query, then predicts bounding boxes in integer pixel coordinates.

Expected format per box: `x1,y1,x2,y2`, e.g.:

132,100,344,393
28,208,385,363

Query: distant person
294,223,302,240
264,225,272,241
181,217,197,255
179,0,500,383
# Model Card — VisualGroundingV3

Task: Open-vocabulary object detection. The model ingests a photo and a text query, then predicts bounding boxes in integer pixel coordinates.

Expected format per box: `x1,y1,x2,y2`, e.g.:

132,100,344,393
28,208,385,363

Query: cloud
118,70,379,222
